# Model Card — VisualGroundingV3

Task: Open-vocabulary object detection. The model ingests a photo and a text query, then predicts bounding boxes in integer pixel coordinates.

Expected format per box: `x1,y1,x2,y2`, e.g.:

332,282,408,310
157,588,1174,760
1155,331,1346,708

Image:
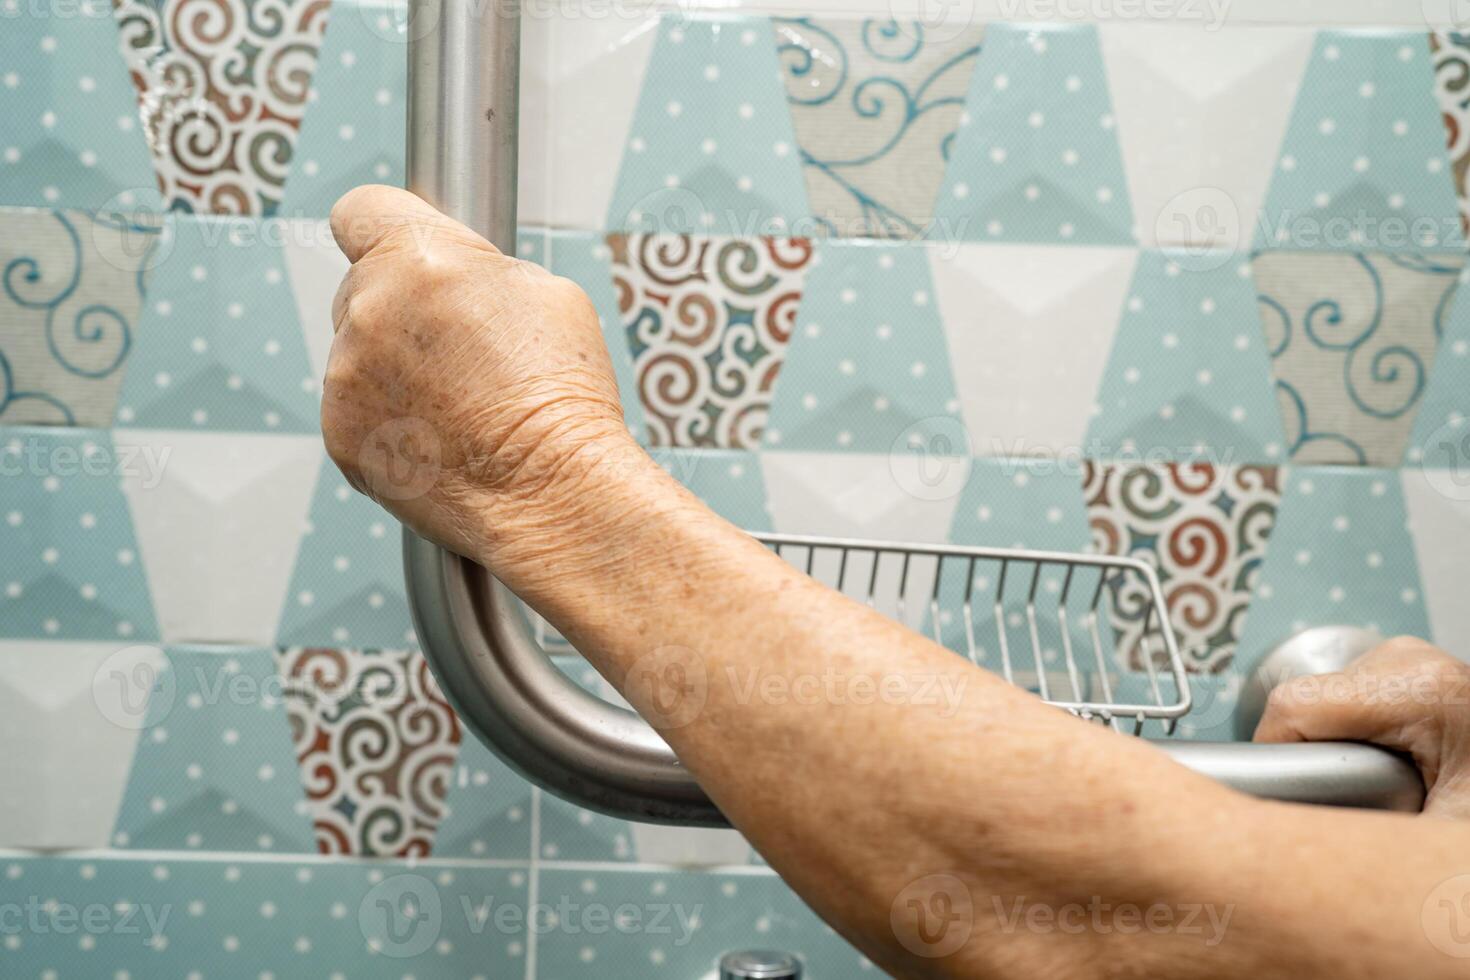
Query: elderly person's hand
321,184,633,565
1254,637,1470,819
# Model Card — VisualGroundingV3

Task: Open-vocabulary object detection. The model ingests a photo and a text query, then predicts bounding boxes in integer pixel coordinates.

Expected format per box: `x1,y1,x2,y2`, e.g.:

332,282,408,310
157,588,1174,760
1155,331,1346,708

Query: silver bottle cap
719,949,803,979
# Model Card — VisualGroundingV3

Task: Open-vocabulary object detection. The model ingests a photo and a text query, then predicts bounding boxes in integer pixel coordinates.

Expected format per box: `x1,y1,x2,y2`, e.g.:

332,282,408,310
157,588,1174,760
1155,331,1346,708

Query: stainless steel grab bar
402,0,1425,820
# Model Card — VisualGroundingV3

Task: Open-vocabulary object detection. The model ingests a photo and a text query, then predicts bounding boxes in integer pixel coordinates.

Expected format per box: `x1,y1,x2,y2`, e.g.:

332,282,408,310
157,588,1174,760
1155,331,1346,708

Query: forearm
468,439,1414,979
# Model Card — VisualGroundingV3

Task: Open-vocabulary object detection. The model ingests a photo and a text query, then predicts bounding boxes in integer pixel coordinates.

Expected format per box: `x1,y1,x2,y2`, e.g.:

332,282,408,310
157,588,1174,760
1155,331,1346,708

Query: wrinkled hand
1254,637,1470,819
322,184,631,563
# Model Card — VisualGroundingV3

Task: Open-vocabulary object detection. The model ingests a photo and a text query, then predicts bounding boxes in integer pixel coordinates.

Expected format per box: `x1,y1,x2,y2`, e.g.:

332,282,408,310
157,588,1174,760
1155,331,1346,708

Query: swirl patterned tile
1252,250,1464,467
772,17,984,239
1,207,158,427
115,216,319,432
605,16,809,237
112,646,316,852
0,856,529,976
1086,251,1286,464
275,452,415,648
113,0,329,216
609,231,814,449
1256,32,1463,251
535,868,871,978
1083,461,1282,676
0,641,152,848
278,0,406,218
0,428,158,641
932,23,1133,245
1234,467,1429,676
0,5,160,210
276,646,463,856
1431,32,1470,238
764,240,957,453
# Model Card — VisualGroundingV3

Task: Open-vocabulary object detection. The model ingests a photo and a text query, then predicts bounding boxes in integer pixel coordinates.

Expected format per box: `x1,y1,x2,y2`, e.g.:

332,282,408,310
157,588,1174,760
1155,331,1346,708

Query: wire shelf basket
531,531,1192,736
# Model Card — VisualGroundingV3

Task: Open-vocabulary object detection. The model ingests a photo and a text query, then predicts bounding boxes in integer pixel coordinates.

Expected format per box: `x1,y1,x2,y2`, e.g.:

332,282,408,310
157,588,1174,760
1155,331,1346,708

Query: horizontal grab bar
405,539,1426,820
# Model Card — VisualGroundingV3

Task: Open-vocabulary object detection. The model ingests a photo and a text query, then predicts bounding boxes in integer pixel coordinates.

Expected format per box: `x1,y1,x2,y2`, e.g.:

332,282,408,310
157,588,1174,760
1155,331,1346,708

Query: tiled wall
8,0,1470,976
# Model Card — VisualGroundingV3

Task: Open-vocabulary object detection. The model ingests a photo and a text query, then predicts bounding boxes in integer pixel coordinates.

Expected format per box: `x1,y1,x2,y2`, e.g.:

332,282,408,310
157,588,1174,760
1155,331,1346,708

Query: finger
329,184,496,264
1251,672,1403,745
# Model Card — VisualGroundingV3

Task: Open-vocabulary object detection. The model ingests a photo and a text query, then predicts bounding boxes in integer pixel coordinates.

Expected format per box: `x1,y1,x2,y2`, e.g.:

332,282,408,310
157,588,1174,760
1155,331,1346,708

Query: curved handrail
401,0,1424,823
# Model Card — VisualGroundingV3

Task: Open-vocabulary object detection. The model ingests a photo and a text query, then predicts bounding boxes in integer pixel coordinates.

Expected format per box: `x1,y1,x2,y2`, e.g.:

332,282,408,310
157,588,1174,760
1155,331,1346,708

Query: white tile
1402,467,1470,662
282,218,348,381
1100,25,1315,250
931,243,1138,458
0,641,155,848
117,430,320,645
519,14,661,229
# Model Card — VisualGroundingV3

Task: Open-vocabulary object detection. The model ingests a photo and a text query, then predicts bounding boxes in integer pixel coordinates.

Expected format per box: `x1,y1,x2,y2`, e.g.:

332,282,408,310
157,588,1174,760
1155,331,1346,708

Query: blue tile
1088,251,1286,464
115,216,318,433
433,736,534,860
607,16,809,236
765,240,959,452
112,647,315,853
933,23,1133,245
0,5,161,211
279,0,406,218
1256,32,1462,252
0,427,158,640
275,453,414,649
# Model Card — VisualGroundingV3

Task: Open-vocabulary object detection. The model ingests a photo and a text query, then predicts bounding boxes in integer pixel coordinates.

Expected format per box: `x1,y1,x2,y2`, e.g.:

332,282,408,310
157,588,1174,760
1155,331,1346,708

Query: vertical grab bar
402,0,726,824
398,2,1422,819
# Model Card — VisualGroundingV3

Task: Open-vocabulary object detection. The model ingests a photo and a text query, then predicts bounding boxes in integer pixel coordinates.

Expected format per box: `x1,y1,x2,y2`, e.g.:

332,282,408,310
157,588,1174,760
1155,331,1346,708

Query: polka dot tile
1407,264,1470,463
279,0,406,218
112,647,315,853
932,23,1134,245
275,453,414,649
0,5,160,210
535,868,870,978
114,215,318,433
1086,250,1285,463
0,207,159,427
0,857,529,977
0,427,158,641
1234,467,1429,676
764,240,959,453
432,735,533,860
606,15,809,237
936,457,1098,694
1256,31,1463,252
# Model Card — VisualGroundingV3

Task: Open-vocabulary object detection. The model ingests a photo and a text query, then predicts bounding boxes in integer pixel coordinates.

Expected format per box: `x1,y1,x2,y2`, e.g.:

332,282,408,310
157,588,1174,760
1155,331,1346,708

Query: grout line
0,848,776,876
524,787,542,980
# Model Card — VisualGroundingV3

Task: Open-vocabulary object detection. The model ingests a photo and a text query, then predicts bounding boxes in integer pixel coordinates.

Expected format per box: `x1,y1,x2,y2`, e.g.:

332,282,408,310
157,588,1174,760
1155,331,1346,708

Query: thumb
329,184,496,264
